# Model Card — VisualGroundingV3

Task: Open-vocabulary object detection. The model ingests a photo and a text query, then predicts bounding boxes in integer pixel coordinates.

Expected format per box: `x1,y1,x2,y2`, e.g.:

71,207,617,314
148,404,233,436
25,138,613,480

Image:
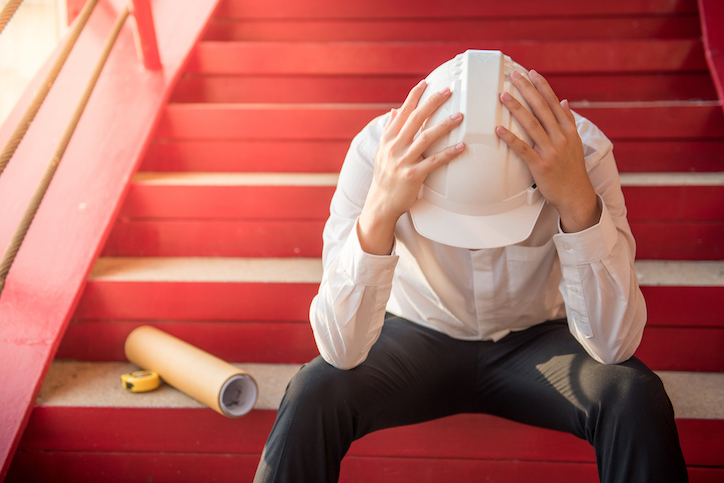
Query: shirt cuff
553,195,618,266
337,218,399,286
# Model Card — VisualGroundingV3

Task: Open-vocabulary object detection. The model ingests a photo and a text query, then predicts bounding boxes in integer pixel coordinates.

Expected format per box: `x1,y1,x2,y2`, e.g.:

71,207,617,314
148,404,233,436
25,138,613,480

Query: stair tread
38,360,724,420
131,171,724,187
89,257,724,286
635,261,724,286
38,361,300,411
619,172,724,186
89,257,323,283
133,172,339,186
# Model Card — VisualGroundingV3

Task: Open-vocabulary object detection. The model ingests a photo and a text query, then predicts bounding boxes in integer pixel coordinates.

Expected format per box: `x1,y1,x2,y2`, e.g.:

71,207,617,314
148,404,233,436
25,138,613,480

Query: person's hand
358,80,465,255
496,70,601,233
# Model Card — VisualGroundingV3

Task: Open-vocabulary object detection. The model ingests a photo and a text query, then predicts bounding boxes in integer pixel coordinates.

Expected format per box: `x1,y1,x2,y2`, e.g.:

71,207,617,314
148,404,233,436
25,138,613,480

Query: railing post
129,0,160,70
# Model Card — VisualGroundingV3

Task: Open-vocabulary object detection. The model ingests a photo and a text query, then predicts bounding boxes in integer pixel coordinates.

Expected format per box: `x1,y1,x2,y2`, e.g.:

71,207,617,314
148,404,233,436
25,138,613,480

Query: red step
139,139,724,173
186,40,707,76
60,257,724,372
6,361,722,482
170,73,718,104
202,16,702,42
102,172,724,260
213,0,698,19
154,103,724,141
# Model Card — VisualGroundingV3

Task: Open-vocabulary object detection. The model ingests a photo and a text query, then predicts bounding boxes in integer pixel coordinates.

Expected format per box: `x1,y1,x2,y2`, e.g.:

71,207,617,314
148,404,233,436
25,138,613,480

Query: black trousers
254,314,688,482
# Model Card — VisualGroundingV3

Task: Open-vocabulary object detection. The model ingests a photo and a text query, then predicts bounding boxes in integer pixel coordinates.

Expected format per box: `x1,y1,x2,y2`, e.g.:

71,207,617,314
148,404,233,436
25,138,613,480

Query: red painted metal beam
698,0,724,111
0,0,220,478
129,0,161,70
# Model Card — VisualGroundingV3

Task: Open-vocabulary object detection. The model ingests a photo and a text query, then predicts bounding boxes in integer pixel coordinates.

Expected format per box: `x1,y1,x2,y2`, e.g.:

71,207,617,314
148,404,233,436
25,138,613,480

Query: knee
281,356,357,413
583,359,673,423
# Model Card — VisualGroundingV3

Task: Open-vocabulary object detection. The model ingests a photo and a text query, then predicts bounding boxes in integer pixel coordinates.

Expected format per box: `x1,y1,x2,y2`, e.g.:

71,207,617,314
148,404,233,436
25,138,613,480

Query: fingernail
438,87,450,95
455,142,464,151
500,92,512,101
510,70,521,79
496,126,506,135
530,69,539,77
417,79,427,87
451,112,462,120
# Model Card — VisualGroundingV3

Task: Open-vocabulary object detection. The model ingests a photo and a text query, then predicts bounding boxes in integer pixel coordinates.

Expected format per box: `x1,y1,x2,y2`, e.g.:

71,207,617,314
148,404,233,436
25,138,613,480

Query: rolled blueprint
124,326,257,417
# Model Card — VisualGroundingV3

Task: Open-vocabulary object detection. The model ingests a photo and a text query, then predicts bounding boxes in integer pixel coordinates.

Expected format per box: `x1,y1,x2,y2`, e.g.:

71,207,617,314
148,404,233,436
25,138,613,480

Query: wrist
558,192,601,233
358,202,399,255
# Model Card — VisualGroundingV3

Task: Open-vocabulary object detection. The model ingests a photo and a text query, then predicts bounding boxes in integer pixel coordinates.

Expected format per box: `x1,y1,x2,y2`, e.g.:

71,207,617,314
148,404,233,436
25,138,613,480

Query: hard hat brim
409,195,547,249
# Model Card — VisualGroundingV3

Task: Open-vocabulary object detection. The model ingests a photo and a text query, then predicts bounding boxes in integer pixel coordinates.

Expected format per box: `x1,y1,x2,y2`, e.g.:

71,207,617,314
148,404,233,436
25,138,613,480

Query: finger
383,108,398,131
416,141,465,175
500,91,552,151
385,80,427,138
529,70,575,131
396,86,453,143
561,99,576,124
408,111,463,159
495,125,540,166
509,70,563,143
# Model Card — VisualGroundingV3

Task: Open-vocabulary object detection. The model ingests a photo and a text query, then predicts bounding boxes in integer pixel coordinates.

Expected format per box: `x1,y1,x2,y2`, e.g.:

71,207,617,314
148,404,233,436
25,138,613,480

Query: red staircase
5,0,724,481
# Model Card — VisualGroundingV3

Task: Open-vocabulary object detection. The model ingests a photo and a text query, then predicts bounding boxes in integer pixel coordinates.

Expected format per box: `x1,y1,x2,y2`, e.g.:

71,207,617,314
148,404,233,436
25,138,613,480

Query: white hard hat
410,50,545,249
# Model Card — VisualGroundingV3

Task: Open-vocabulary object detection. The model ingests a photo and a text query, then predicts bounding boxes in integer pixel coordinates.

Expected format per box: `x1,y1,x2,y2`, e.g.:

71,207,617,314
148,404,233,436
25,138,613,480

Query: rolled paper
124,326,257,417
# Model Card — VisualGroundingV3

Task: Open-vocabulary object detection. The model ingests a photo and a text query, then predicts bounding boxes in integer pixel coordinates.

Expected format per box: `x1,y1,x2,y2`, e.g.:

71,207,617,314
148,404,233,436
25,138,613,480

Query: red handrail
698,0,724,111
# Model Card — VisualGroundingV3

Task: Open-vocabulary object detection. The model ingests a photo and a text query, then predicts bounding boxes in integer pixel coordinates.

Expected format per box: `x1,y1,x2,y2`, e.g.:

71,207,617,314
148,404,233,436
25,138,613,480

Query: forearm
311,220,398,369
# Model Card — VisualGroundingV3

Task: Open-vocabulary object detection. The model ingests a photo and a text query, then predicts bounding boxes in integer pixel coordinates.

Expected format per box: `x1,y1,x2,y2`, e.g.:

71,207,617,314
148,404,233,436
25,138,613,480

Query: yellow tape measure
121,370,160,393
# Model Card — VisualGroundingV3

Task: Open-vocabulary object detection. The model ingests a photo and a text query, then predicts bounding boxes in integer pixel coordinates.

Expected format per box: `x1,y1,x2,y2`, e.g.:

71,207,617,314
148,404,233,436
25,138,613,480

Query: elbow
319,349,366,371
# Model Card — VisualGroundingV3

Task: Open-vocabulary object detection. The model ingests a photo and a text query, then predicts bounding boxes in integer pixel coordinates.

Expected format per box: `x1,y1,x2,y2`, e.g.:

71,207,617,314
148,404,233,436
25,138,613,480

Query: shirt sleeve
309,114,400,370
552,113,647,364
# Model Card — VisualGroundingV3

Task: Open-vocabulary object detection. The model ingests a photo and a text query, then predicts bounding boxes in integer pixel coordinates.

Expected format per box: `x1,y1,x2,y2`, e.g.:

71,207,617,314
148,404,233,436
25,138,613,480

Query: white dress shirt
309,111,647,370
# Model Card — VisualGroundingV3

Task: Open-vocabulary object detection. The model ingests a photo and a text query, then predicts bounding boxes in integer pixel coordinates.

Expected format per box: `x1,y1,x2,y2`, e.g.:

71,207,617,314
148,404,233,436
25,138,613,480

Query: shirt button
570,286,579,293
562,244,572,251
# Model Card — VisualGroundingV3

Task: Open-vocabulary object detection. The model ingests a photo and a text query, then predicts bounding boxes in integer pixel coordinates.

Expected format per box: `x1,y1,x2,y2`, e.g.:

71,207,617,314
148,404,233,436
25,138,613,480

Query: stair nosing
37,360,724,420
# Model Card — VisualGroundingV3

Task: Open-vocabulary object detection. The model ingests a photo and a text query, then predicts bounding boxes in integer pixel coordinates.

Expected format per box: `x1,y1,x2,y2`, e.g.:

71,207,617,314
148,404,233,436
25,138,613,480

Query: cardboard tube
124,326,257,417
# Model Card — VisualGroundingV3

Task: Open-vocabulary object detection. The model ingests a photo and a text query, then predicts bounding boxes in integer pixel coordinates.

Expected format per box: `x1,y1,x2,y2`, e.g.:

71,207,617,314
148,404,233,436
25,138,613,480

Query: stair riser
119,185,336,220
56,319,723,372
187,41,706,75
140,140,724,173
171,74,717,104
102,219,723,260
102,220,325,257
120,185,723,221
57,320,318,363
155,104,724,140
203,17,701,42
75,282,318,321
142,140,349,172
12,408,722,466
632,223,724,259
214,0,698,18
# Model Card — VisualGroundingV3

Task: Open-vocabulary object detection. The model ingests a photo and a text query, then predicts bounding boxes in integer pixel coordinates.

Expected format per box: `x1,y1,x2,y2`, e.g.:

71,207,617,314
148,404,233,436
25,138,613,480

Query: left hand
496,69,601,233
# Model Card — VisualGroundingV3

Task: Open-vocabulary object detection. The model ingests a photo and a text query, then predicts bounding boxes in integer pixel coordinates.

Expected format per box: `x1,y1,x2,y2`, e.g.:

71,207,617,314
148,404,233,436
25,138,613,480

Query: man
254,51,688,483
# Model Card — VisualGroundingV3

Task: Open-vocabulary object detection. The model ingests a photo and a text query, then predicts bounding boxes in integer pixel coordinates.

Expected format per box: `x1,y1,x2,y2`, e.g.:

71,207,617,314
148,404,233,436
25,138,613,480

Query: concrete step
6,360,723,482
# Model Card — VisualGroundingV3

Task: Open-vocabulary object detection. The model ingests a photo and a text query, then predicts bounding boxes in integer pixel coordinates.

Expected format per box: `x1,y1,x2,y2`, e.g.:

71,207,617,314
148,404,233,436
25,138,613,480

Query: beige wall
0,0,68,126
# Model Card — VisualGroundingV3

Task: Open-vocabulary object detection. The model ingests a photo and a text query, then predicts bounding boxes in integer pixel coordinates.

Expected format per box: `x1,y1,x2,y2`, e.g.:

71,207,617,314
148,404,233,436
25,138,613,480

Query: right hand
357,80,465,255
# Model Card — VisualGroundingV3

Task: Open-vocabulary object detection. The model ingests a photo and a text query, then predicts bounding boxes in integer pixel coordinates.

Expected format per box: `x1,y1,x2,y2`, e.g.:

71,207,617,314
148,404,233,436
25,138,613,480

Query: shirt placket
470,249,496,337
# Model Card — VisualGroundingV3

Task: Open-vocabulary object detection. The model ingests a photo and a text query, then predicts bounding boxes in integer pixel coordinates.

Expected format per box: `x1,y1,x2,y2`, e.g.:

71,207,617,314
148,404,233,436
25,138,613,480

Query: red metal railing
0,0,160,295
